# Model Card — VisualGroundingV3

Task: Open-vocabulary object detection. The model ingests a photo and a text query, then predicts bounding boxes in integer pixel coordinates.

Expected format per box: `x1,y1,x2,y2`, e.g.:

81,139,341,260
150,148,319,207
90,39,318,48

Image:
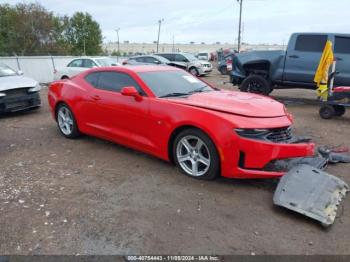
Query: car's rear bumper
221,137,315,179
0,92,41,113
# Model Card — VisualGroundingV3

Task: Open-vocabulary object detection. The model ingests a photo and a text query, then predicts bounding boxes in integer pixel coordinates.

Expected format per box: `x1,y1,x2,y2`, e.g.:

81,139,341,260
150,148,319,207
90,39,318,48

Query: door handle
336,57,343,61
91,95,101,101
288,55,299,58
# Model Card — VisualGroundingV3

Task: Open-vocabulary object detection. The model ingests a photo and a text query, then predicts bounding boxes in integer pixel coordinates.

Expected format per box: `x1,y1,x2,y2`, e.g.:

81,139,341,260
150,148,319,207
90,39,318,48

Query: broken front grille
3,88,30,98
266,127,292,143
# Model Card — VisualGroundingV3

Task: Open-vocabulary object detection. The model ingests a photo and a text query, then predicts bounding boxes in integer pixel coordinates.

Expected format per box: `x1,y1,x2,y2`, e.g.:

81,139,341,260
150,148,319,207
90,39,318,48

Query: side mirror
17,70,24,75
155,60,161,64
121,86,142,101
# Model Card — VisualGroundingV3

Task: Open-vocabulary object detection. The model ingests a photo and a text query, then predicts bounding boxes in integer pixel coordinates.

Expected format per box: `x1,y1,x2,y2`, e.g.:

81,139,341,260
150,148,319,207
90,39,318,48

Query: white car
0,63,41,113
53,57,120,80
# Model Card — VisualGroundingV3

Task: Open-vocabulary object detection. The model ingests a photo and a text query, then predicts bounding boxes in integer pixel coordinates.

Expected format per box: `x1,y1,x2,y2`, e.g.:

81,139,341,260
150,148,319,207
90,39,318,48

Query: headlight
235,128,270,139
28,83,41,93
0,92,5,98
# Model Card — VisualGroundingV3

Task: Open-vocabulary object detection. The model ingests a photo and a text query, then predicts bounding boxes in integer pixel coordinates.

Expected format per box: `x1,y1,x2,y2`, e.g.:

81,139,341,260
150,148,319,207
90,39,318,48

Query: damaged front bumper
0,92,41,113
232,135,315,179
274,164,349,226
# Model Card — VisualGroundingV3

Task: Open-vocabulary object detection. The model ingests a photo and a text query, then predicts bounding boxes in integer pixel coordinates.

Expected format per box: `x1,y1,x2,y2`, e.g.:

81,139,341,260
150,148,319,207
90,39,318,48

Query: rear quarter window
335,36,350,54
85,72,100,87
295,35,328,52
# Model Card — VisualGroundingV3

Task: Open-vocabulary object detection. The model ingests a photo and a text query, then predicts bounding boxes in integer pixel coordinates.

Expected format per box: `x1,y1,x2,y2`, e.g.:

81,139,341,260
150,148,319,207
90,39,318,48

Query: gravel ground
0,70,349,255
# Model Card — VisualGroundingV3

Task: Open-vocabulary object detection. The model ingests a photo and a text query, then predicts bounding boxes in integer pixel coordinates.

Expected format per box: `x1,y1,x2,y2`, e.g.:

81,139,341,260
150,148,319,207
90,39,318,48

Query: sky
2,0,350,45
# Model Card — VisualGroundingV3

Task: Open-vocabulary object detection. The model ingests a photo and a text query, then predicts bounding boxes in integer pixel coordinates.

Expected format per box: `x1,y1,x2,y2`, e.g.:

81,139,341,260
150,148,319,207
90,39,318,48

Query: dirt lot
0,70,350,255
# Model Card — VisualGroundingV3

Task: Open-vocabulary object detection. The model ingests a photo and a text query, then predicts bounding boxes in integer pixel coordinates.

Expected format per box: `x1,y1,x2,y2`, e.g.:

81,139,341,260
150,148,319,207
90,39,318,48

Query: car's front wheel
240,74,271,95
189,67,199,76
56,104,80,138
173,128,220,180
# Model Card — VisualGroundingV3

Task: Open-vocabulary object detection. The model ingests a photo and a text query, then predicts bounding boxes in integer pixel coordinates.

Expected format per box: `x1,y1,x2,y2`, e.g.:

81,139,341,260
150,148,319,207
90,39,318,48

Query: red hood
168,90,286,118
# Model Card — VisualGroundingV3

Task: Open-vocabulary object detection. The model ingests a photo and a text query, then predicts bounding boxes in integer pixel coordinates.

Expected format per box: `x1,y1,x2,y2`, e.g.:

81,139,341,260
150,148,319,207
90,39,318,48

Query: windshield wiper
188,85,209,94
159,92,190,98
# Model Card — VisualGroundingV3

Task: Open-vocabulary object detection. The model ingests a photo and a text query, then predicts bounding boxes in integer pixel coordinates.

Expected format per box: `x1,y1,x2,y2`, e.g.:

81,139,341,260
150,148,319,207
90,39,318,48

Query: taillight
227,59,233,71
122,61,128,65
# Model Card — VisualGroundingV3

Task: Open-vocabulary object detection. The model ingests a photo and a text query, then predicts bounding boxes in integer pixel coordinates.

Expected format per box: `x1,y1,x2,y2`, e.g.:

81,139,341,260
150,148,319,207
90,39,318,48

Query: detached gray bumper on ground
274,164,349,226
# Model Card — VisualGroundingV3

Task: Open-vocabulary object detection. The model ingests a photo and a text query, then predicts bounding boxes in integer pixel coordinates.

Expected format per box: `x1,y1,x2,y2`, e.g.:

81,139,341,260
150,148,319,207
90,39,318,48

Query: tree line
0,3,104,56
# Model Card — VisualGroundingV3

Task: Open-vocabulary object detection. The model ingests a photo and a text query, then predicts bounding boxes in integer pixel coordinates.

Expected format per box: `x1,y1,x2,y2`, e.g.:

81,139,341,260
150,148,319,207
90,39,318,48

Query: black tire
56,103,80,138
219,66,228,75
173,128,220,180
319,105,335,119
240,74,271,95
189,67,199,76
61,75,69,80
334,105,346,116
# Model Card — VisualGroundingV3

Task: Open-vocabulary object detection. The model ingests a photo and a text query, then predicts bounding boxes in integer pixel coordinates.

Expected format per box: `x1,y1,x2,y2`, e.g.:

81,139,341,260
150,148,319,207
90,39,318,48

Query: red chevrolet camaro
48,65,314,180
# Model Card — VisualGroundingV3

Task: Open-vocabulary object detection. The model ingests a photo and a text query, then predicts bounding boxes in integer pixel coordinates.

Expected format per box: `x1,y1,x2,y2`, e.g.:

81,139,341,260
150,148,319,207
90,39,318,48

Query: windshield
138,70,214,98
96,58,119,66
182,53,198,62
0,63,17,77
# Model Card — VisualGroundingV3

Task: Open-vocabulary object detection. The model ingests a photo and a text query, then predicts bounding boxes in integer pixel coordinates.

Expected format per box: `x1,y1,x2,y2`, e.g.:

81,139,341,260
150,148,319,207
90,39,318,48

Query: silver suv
155,52,212,76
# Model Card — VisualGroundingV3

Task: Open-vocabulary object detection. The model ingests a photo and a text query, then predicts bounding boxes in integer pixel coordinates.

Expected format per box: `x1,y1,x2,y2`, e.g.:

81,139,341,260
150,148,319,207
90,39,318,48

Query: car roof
125,65,179,73
92,65,180,74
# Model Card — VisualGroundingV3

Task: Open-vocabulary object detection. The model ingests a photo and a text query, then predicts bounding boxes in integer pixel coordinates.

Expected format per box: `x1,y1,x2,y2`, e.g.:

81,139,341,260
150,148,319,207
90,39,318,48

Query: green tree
66,12,102,56
0,3,71,55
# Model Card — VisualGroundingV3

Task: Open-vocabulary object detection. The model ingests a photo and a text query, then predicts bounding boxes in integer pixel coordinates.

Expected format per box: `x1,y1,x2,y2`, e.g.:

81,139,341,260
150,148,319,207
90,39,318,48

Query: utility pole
156,19,164,53
115,28,120,54
237,0,243,53
83,39,86,56
172,35,175,52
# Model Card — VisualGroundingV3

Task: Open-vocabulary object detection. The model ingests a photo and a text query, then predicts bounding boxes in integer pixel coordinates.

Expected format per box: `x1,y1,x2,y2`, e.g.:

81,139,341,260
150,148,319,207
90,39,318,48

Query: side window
83,59,97,68
175,54,188,62
96,71,144,94
294,35,328,52
334,36,350,54
135,57,144,62
68,59,83,67
160,54,175,61
85,72,100,87
144,57,158,64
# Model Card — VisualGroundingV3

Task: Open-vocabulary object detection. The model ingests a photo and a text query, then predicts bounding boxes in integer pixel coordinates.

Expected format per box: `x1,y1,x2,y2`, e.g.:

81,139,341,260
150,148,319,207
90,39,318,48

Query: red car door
83,71,153,152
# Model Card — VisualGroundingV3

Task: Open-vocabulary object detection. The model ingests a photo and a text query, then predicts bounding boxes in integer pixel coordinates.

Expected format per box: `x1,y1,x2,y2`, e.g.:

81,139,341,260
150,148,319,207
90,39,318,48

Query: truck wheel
319,105,335,119
240,75,271,95
334,105,346,116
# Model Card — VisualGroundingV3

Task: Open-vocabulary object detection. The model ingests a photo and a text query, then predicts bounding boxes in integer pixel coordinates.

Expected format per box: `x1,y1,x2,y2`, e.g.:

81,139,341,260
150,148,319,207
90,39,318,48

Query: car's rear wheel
240,74,271,95
61,75,69,80
189,67,199,76
173,128,220,180
56,104,80,138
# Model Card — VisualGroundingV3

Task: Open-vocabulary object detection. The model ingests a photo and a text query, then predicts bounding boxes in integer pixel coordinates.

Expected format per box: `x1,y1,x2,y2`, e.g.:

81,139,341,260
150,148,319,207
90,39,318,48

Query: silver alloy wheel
176,135,211,177
57,106,74,136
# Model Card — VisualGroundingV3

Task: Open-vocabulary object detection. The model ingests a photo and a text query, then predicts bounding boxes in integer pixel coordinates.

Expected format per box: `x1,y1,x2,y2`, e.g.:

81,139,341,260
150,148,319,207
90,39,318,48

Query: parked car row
123,52,213,76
